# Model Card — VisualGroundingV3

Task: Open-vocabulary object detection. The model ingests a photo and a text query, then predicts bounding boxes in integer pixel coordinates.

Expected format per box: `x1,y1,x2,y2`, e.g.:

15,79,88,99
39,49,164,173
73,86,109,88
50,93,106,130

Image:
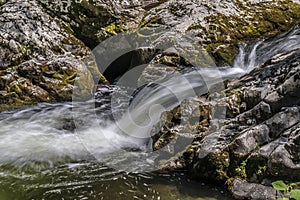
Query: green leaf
290,189,300,200
272,181,288,192
291,182,300,188
277,198,289,200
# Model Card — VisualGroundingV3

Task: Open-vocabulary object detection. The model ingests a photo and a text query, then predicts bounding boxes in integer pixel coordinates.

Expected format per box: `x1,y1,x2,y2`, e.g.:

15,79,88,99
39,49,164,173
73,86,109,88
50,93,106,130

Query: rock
34,0,300,87
151,28,300,199
0,0,106,111
38,0,158,48
137,35,217,84
34,1,300,86
38,0,117,48
136,0,300,82
230,178,278,200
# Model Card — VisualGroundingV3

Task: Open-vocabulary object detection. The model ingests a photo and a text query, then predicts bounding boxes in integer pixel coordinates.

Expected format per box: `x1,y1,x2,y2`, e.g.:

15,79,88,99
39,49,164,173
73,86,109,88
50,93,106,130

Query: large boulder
0,0,106,111
38,0,118,48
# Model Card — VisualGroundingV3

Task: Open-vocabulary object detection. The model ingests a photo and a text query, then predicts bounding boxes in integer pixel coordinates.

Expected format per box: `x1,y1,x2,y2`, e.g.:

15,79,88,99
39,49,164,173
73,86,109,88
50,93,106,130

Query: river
0,25,299,200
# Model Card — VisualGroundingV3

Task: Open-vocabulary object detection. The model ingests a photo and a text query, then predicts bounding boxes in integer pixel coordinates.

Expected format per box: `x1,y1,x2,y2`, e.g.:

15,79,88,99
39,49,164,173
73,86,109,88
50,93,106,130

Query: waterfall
0,26,299,172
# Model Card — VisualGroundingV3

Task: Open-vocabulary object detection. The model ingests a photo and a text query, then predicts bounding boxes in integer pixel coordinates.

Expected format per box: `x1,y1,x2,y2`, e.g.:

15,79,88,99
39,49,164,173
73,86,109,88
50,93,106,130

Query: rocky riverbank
1,0,300,110
152,28,300,199
1,0,300,199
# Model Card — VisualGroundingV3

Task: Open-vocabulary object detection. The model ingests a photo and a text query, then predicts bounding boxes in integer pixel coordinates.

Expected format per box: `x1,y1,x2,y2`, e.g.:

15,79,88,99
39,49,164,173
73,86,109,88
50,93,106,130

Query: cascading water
113,25,300,145
0,25,299,199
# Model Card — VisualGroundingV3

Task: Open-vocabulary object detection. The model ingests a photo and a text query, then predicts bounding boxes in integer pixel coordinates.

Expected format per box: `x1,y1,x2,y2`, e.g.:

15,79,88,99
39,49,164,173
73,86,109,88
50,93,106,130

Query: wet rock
152,35,300,199
137,0,300,80
36,1,300,85
137,44,215,85
249,121,300,181
36,0,300,86
0,0,106,111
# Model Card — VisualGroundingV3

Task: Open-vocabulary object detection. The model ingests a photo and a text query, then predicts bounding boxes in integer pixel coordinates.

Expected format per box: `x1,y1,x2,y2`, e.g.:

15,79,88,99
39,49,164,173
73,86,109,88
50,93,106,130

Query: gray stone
230,179,278,200
151,34,300,199
0,0,105,110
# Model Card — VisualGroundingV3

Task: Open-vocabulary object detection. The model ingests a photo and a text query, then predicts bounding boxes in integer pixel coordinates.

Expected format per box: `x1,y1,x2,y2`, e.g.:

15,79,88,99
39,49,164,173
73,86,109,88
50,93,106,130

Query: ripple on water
0,161,231,200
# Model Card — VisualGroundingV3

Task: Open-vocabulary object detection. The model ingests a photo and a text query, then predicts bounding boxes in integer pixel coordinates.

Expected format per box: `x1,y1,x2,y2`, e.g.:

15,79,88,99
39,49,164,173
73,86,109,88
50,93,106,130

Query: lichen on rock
0,0,106,111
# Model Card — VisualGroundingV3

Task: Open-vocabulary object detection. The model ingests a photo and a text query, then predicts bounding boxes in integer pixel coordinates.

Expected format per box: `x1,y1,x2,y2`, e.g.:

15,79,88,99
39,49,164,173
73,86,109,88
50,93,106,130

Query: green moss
8,84,22,95
0,101,38,112
103,23,117,35
187,24,203,31
225,89,242,105
217,45,239,65
40,65,52,74
246,155,269,181
52,70,78,87
287,5,300,19
66,72,77,84
208,152,231,180
86,62,108,84
62,35,82,46
247,27,260,37
138,13,161,28
153,130,177,151
199,0,300,66
256,165,267,176
97,20,132,42
0,0,6,6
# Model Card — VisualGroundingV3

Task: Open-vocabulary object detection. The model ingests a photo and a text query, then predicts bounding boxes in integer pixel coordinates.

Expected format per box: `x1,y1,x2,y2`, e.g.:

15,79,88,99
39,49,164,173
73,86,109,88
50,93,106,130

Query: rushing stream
0,26,299,200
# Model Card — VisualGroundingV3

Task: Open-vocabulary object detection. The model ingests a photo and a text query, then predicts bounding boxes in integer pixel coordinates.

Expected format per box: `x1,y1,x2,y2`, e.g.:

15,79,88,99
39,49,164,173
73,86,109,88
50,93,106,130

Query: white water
0,25,299,171
0,71,246,171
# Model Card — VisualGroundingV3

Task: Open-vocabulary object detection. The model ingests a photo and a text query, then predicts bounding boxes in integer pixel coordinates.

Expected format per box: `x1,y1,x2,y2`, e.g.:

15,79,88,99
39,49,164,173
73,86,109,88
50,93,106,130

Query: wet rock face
138,0,300,74
0,0,104,111
152,42,300,198
30,0,300,88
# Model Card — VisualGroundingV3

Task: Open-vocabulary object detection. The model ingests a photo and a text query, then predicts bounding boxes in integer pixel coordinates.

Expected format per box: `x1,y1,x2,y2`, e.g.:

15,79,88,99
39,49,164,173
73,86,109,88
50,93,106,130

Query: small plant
272,180,300,200
256,165,267,176
235,159,248,178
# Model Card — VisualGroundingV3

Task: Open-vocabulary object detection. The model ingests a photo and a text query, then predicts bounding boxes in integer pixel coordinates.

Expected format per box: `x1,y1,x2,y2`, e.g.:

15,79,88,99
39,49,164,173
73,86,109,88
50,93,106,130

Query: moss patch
0,100,40,112
192,0,300,65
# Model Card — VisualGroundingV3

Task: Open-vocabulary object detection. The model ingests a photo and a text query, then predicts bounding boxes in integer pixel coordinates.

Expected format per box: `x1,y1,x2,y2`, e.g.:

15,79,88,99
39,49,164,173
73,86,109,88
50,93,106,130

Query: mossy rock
0,0,109,111
200,0,300,65
190,151,231,183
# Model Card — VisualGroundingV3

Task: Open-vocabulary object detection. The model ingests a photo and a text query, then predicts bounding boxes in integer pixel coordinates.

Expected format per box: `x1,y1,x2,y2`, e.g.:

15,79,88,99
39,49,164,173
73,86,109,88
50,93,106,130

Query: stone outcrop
137,0,300,84
2,0,300,111
141,0,300,64
0,0,106,111
37,0,300,86
151,29,300,199
38,0,166,49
